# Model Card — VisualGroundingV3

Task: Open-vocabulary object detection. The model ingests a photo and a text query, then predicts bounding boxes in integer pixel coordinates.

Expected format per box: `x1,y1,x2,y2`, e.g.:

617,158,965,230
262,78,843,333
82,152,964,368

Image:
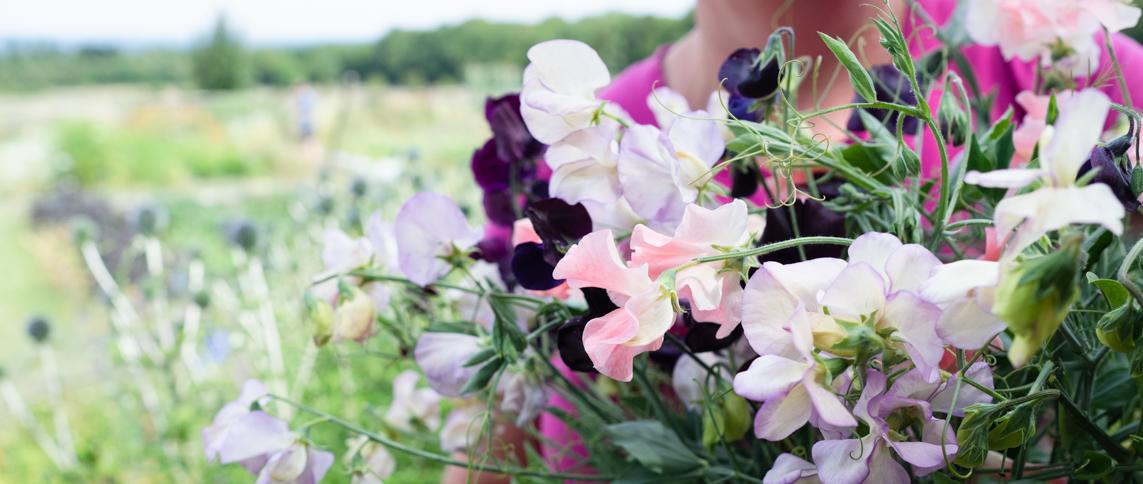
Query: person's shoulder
598,46,669,125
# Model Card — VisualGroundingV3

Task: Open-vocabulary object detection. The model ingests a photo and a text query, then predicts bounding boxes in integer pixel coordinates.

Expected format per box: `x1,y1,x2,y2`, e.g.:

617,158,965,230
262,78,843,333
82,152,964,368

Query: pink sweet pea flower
734,307,857,441
1011,90,1073,167
551,230,674,381
965,90,1125,259
629,200,749,337
395,192,482,286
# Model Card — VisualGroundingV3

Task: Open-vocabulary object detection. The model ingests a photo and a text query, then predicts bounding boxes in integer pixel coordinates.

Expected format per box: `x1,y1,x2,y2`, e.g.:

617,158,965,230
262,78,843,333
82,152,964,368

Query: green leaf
819,33,876,103
1131,165,1143,197
458,356,502,395
608,420,704,474
462,348,497,368
987,403,1036,450
1086,274,1131,309
1074,451,1116,480
954,403,998,468
424,321,477,335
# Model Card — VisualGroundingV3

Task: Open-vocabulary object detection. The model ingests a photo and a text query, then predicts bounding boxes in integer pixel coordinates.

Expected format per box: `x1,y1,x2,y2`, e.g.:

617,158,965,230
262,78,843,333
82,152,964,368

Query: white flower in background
966,0,1141,70
346,435,397,484
439,399,487,452
965,89,1124,258
647,87,730,130
671,352,725,411
520,39,618,144
383,370,442,432
617,114,726,232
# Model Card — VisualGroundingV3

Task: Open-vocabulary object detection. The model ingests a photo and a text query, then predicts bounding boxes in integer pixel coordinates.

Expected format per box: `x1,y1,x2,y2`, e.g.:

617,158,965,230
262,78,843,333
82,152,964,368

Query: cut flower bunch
206,1,1143,482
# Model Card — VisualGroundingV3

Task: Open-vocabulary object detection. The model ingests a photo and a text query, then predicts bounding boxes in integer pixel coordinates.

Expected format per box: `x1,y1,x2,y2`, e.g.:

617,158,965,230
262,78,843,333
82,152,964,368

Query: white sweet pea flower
520,39,618,144
383,370,442,432
545,120,642,231
965,89,1125,258
648,87,731,138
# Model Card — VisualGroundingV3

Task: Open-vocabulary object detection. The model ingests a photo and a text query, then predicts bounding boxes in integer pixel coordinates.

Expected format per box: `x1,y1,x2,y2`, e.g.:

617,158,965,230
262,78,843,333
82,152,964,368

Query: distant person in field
294,82,318,141
444,0,1143,483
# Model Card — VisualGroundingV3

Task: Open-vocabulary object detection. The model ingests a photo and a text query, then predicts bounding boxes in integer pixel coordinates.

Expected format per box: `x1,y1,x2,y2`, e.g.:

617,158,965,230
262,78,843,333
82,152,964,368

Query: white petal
819,263,887,322
647,86,691,128
964,168,1042,188
846,232,902,274
733,355,810,401
549,160,622,205
995,185,1124,258
754,384,812,441
884,244,942,293
1041,89,1110,186
526,39,611,97
919,260,999,305
617,124,686,232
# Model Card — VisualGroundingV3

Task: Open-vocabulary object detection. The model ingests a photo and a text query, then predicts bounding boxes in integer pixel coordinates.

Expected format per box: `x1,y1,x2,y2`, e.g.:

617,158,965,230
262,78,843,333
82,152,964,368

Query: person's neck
663,0,903,111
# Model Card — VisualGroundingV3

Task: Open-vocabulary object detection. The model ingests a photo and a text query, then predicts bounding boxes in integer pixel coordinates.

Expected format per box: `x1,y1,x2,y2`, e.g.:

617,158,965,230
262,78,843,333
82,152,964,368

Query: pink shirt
539,0,1143,477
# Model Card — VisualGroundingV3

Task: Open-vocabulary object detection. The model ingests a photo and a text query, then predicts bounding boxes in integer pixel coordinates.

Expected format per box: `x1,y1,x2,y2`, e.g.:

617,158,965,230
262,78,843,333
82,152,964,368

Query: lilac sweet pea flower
256,441,334,484
395,193,482,286
812,370,959,484
414,331,484,398
965,89,1124,259
519,39,617,144
763,453,819,484
617,114,725,231
734,308,857,440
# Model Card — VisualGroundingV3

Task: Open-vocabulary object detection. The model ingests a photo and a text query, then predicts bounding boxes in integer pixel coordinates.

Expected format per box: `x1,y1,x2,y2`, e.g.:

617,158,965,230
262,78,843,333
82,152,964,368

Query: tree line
0,13,692,91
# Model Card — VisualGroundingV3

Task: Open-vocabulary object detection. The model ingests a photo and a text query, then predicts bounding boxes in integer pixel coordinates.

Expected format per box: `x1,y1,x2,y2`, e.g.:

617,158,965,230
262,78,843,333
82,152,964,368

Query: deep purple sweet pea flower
846,65,920,133
758,181,846,264
482,190,518,226
684,307,744,353
525,198,593,266
1078,143,1140,212
485,93,546,163
472,139,511,191
511,242,562,290
719,48,781,122
556,287,617,372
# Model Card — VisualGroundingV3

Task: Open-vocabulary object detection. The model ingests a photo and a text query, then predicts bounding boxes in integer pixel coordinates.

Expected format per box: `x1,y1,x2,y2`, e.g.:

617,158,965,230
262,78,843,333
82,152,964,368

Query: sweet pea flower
519,39,619,144
203,380,278,466
346,435,397,484
629,200,749,337
965,89,1125,259
919,260,1005,350
395,192,482,286
1012,90,1073,167
617,114,725,231
741,233,944,380
439,399,487,452
812,370,958,484
497,369,550,426
648,87,729,132
414,331,485,398
967,0,1141,70
256,441,334,484
734,308,857,440
763,454,819,484
331,284,378,344
545,121,642,231
383,370,442,432
551,230,673,381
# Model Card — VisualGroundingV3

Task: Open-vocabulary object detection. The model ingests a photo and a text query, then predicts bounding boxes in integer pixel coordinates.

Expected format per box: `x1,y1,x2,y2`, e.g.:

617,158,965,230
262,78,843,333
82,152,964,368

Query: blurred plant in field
192,16,250,91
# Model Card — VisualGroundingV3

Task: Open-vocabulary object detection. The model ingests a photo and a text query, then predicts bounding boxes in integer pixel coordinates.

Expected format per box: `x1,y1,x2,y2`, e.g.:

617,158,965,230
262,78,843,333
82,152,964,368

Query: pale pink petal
846,232,902,274
583,309,640,347
763,453,818,484
588,335,663,382
812,437,874,484
552,230,652,297
733,355,810,401
629,224,699,278
819,263,887,322
1087,0,1143,32
963,168,1043,188
512,218,541,246
754,384,812,441
674,200,749,247
690,273,743,338
677,264,724,311
622,288,676,346
884,244,942,293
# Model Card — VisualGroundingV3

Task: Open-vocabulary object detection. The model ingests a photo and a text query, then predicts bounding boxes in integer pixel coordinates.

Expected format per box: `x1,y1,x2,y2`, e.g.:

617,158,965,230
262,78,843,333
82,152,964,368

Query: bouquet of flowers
205,1,1143,482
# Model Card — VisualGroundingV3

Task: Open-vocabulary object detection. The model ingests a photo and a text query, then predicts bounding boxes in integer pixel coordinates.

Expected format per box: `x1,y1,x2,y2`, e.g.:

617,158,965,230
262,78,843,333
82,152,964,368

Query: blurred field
0,82,494,481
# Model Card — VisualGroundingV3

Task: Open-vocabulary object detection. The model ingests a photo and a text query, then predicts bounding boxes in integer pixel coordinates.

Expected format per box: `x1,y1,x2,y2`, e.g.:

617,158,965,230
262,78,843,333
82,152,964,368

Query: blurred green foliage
0,12,692,90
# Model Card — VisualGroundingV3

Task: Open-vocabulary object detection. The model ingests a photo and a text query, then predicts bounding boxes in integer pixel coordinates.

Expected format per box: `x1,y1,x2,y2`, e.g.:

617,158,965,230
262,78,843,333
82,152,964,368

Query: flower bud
333,285,377,344
702,392,751,450
1096,302,1142,354
938,81,970,146
993,238,1084,367
26,315,50,344
305,292,335,347
826,320,886,360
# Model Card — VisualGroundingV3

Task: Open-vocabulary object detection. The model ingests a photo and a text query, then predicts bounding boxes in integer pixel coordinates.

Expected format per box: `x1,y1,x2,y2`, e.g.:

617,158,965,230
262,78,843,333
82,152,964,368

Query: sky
0,0,693,46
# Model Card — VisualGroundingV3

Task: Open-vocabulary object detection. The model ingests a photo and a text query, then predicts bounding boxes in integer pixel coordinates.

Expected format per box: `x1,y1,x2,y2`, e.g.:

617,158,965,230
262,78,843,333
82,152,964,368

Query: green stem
267,394,615,481
695,236,853,263
1117,236,1143,307
1057,392,1132,462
